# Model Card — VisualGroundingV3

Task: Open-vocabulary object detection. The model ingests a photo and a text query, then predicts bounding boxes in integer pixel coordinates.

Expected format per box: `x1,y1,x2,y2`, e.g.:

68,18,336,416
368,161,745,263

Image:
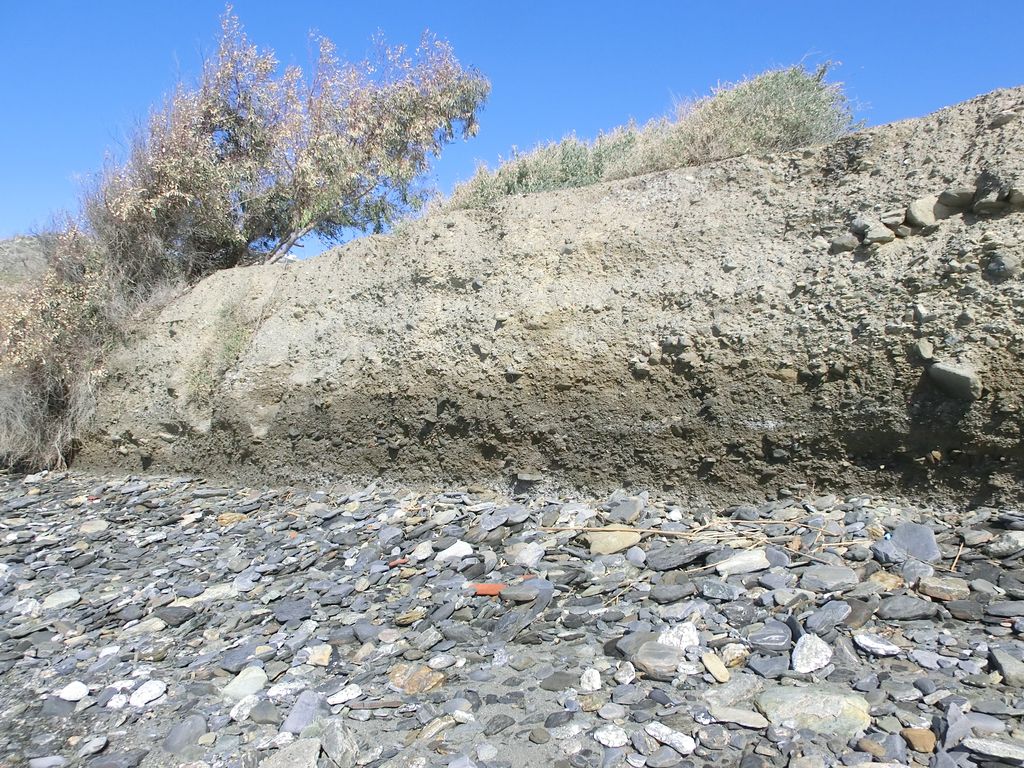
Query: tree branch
263,220,317,263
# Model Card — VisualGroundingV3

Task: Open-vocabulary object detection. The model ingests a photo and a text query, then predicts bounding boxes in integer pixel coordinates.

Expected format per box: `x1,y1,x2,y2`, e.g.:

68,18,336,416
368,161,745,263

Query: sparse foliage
443,65,856,211
0,226,108,468
93,9,490,287
186,301,253,405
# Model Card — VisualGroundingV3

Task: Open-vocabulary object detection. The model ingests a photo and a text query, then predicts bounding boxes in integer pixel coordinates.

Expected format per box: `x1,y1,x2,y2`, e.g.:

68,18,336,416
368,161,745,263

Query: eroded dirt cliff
79,87,1024,503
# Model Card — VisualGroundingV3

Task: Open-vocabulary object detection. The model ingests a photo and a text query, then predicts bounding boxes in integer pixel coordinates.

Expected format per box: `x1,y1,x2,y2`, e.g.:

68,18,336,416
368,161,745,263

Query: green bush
443,65,856,211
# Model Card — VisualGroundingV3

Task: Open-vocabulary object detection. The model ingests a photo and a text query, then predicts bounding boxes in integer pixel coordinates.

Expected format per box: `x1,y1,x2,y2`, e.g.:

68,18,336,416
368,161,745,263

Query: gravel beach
2,471,1022,768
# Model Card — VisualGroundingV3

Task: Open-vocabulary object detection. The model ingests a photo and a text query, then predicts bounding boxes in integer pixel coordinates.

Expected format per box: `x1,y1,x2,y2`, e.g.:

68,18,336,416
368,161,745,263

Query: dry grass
0,228,182,470
186,301,253,405
442,65,857,211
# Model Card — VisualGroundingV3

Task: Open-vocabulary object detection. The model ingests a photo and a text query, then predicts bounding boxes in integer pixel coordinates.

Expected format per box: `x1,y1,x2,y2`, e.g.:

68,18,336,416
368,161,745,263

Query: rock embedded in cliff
829,233,859,254
927,362,983,400
938,185,976,209
851,217,895,245
985,252,1021,280
973,170,1009,214
912,339,934,363
905,194,954,227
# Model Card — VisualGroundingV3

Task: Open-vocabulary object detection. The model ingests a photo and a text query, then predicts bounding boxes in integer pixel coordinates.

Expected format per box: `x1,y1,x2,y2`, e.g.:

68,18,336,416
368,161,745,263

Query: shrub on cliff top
443,64,855,210
91,9,490,289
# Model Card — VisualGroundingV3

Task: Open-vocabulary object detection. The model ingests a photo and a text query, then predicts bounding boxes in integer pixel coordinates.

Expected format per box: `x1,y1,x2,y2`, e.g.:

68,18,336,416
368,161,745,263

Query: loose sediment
76,86,1024,505
1,470,1022,767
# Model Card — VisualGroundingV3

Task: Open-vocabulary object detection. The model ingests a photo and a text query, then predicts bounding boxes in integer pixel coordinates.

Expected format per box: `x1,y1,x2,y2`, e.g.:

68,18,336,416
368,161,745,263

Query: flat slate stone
877,595,938,620
163,714,208,754
889,522,941,563
800,566,858,592
272,598,313,623
646,542,717,571
756,686,871,739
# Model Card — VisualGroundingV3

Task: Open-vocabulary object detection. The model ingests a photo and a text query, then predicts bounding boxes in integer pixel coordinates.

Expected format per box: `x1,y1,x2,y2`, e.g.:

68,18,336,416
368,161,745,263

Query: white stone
510,541,545,568
594,725,628,748
659,622,700,651
579,668,601,692
428,654,457,670
792,634,833,673
854,633,901,657
434,540,472,562
56,681,89,702
721,643,750,667
476,744,499,761
410,540,434,561
42,589,81,611
267,681,307,703
128,679,166,707
715,549,771,577
104,694,128,709
326,683,362,705
229,694,259,722
614,661,636,684
644,722,696,755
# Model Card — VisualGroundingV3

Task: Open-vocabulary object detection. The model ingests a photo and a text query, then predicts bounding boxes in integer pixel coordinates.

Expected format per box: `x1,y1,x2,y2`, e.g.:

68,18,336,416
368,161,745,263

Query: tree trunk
264,222,317,264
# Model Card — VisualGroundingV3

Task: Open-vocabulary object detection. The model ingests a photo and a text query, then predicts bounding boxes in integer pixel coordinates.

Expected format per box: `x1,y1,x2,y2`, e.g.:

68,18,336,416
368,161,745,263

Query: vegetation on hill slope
441,65,856,211
0,10,488,470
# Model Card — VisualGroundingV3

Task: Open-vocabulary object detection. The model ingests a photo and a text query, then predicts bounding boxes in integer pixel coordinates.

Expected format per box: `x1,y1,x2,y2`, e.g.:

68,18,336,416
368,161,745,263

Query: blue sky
2,1,1023,247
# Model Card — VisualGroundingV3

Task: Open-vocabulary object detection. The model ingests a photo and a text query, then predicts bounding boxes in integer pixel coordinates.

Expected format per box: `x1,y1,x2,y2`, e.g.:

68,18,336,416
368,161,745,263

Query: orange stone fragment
901,727,936,753
388,663,445,694
472,583,507,596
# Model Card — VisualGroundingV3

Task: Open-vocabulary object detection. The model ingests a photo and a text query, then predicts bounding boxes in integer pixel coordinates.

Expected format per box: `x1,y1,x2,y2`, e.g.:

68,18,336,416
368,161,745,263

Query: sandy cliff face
78,87,1024,503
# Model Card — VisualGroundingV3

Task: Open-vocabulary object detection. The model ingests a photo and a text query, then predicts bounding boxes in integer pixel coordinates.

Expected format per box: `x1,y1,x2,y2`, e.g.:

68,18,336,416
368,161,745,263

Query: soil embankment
79,87,1024,503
